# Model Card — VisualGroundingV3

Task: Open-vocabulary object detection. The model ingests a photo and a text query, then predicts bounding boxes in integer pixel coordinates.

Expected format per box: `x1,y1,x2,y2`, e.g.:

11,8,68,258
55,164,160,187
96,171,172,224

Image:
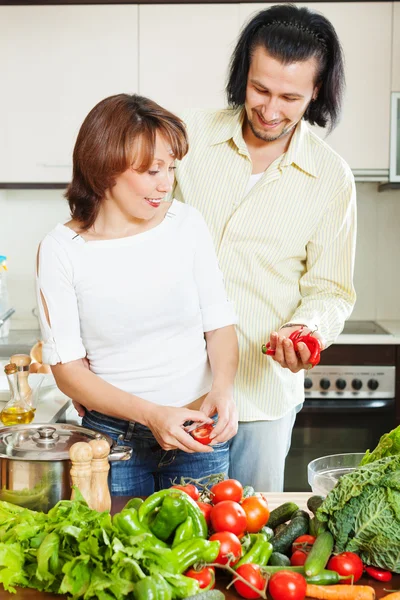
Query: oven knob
304,377,313,389
320,378,330,390
336,378,346,390
352,378,363,390
367,379,379,391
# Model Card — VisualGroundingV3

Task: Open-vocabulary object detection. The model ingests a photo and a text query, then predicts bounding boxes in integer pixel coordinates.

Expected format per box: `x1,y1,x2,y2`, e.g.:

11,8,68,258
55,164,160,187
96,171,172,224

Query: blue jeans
82,411,229,496
228,404,302,493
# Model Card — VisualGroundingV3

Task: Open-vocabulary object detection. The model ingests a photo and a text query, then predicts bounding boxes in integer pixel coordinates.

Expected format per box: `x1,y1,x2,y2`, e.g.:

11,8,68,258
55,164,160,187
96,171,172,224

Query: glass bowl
307,453,364,496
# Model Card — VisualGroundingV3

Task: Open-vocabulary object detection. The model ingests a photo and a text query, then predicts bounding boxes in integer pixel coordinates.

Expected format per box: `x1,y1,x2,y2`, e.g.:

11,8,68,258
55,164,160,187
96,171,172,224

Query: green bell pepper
172,516,194,548
150,493,188,542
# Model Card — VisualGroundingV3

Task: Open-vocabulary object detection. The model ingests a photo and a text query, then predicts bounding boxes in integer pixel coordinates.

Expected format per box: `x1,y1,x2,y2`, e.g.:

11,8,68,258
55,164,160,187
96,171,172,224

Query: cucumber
307,495,325,515
290,509,310,522
242,485,255,498
269,552,291,566
274,523,287,536
309,515,327,537
267,501,299,530
304,531,334,577
271,515,309,554
260,525,274,540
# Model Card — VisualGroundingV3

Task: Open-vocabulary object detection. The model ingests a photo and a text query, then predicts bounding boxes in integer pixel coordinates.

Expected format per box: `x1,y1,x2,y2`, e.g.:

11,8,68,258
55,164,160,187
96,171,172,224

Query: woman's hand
266,326,325,373
200,388,238,444
145,405,215,453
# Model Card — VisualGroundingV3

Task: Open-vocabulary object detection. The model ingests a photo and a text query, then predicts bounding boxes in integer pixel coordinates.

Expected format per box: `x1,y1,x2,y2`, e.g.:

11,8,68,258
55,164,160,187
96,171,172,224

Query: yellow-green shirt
173,108,357,421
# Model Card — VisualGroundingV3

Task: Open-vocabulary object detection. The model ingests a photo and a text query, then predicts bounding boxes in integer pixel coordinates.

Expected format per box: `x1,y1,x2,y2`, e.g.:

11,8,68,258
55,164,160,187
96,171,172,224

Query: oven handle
302,398,395,413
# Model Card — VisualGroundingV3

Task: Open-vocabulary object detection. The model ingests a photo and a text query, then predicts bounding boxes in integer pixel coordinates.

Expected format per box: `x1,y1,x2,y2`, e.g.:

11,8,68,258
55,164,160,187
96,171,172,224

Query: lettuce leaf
360,424,400,465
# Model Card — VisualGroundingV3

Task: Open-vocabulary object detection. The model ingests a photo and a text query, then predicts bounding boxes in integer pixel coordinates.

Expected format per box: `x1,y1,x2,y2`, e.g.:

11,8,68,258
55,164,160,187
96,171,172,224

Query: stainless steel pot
0,423,132,512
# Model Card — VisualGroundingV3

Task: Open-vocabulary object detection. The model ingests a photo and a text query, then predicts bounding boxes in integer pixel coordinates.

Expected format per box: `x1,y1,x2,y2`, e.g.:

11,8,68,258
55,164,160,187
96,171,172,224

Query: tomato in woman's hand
197,501,212,526
209,531,242,565
327,552,364,583
291,534,316,554
185,566,215,590
233,564,266,599
240,495,270,533
171,484,200,501
268,571,307,600
210,500,247,536
210,479,243,504
290,550,308,566
191,423,214,445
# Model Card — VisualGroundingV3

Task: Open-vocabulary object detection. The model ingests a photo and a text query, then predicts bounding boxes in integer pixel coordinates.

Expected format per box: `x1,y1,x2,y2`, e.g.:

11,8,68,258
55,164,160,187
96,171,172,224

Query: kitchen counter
337,320,400,344
0,493,398,599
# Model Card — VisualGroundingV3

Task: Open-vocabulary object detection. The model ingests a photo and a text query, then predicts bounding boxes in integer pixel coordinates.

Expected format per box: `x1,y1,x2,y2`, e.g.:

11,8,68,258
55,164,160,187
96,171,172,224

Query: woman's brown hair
65,94,189,229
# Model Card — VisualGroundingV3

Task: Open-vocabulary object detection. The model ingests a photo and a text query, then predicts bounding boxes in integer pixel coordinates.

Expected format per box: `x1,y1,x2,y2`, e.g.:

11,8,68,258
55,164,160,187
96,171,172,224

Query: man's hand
199,387,238,445
266,326,325,373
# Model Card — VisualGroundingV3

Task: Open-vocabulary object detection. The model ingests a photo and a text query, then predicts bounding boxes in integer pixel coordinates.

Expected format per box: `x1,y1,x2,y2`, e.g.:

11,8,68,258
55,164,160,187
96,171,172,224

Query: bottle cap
4,363,17,375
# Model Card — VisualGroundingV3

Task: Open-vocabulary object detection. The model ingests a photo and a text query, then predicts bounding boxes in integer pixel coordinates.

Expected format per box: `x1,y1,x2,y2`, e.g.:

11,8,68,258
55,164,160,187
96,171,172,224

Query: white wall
1,183,399,329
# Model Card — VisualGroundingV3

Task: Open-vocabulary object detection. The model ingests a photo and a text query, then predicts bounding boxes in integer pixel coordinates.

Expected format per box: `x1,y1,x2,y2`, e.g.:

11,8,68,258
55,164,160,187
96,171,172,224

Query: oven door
284,398,396,492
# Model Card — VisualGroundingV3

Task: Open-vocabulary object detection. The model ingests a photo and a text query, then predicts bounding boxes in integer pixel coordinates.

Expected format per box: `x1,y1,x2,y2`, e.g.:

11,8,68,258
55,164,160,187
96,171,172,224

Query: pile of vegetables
317,426,400,574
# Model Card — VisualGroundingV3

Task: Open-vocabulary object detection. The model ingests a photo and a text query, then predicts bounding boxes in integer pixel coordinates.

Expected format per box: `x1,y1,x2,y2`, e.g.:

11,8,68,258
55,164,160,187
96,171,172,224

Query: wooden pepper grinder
10,353,32,404
69,441,93,506
88,438,111,512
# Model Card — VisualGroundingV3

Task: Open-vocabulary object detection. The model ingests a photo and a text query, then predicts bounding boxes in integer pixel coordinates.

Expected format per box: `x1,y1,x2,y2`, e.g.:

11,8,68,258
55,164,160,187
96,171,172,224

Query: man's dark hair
226,3,345,132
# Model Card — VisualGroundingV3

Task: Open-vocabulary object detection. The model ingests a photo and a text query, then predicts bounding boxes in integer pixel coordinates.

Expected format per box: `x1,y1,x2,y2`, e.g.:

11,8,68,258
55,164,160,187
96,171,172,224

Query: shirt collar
280,119,318,178
209,109,318,178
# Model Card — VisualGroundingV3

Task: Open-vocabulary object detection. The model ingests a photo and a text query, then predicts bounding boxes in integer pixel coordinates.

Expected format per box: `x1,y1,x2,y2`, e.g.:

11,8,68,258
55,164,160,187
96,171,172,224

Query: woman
36,94,238,496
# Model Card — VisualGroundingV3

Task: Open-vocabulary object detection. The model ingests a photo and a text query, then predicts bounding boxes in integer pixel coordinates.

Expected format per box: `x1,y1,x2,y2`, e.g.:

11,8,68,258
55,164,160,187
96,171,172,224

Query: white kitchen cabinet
0,5,138,183
239,3,392,171
139,4,241,113
392,2,400,91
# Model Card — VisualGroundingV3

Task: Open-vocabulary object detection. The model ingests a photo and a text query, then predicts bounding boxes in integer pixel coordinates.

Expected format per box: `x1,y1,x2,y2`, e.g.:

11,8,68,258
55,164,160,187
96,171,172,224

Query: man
172,3,357,491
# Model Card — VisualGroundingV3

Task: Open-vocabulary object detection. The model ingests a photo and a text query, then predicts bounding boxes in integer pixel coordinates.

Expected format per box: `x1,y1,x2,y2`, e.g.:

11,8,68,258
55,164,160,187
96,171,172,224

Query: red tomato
185,566,215,590
171,484,200,501
233,564,266,599
197,501,212,527
268,571,307,600
209,531,242,565
240,495,270,533
327,552,364,584
210,500,247,536
210,479,243,504
291,534,316,554
191,423,214,445
290,550,308,566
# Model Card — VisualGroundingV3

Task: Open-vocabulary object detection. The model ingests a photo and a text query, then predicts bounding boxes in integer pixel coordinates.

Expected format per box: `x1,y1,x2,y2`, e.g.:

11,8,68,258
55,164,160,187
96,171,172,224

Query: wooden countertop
0,493,398,599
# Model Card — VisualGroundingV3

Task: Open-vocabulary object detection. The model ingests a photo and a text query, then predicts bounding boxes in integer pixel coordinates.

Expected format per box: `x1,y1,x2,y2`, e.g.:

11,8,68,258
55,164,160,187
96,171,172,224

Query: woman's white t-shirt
37,200,236,407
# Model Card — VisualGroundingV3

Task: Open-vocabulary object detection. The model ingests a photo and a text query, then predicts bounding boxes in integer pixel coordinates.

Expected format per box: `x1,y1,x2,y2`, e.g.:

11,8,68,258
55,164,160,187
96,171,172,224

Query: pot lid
0,423,112,461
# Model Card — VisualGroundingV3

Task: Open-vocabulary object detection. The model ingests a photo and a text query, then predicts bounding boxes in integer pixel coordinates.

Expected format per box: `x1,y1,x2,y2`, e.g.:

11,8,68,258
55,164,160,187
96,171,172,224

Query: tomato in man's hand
290,550,308,566
185,566,215,590
233,563,266,599
240,495,270,533
210,479,243,504
210,500,247,536
268,571,307,600
209,531,242,565
196,501,212,527
327,552,364,583
291,534,316,554
171,484,200,501
191,423,214,445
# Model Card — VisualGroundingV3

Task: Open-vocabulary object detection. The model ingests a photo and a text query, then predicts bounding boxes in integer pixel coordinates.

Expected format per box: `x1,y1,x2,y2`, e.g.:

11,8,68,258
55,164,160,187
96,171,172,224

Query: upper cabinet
0,2,396,182
393,2,400,91
240,3,393,172
139,4,240,113
0,5,138,183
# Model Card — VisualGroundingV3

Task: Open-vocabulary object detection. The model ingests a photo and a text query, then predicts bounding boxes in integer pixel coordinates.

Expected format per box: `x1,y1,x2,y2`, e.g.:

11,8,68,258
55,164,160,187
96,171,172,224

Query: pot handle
108,445,132,462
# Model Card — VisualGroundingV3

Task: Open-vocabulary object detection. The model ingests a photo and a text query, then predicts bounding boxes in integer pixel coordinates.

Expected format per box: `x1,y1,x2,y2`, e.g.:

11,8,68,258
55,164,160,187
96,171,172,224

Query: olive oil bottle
1,363,35,426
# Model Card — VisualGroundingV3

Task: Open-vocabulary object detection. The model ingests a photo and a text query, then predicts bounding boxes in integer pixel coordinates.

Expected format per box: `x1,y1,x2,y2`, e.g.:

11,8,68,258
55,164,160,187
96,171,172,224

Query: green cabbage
317,455,400,572
360,424,400,465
